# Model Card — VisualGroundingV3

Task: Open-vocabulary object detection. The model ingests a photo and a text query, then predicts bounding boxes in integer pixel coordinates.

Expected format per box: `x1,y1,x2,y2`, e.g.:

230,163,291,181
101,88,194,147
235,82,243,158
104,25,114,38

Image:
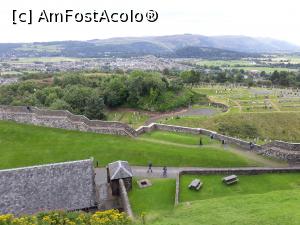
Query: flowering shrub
0,209,131,225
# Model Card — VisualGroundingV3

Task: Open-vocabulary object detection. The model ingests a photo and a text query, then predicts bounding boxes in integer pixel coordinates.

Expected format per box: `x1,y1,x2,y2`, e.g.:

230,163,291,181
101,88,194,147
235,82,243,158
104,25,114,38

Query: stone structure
107,161,133,196
105,161,134,218
118,179,133,218
0,105,299,163
0,159,97,215
0,106,136,137
261,141,300,163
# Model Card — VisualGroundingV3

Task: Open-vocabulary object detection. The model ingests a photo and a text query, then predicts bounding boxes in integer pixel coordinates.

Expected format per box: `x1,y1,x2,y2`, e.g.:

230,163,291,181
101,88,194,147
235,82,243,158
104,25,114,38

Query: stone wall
118,179,133,218
174,167,300,205
261,141,300,163
263,141,300,152
0,106,137,137
0,159,97,215
1,105,299,163
210,101,229,112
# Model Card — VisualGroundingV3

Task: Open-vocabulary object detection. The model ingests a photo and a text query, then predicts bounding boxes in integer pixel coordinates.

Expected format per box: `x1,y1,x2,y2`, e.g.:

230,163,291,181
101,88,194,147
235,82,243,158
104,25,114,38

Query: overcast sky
1,0,300,45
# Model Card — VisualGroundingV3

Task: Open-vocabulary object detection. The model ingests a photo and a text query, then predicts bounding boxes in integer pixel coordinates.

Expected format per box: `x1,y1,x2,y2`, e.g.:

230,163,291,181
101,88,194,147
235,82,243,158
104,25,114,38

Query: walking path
269,99,281,111
96,165,296,180
137,137,288,168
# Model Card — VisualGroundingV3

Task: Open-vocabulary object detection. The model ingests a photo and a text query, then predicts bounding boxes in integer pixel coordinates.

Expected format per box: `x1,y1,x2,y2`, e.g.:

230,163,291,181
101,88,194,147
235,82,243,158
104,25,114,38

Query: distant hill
0,34,299,58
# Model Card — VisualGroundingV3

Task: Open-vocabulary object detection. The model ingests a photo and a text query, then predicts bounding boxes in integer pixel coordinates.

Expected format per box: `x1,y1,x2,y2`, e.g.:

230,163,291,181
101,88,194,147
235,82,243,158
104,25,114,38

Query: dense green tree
84,91,105,120
104,76,128,107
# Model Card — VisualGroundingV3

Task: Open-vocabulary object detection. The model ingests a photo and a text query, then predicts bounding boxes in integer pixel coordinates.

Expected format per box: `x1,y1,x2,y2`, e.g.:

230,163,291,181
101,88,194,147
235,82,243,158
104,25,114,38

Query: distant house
107,161,133,196
0,159,97,215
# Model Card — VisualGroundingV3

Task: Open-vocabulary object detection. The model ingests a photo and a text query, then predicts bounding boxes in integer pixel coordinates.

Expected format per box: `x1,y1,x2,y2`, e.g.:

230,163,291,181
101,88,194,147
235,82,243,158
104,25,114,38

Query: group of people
147,162,167,177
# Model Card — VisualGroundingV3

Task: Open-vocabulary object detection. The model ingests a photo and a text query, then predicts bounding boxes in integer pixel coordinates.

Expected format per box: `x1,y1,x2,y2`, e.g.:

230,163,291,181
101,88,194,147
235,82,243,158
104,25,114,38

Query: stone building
107,161,133,196
0,159,97,215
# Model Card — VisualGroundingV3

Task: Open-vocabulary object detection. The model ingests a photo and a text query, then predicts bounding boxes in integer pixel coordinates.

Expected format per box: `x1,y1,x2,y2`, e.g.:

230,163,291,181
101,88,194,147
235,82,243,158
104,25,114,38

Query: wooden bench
188,179,203,191
222,175,239,185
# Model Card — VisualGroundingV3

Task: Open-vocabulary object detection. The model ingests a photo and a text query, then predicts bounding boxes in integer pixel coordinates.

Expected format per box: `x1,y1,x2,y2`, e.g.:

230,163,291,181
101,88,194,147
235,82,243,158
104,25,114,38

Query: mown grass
128,178,175,215
0,121,258,169
149,189,300,225
140,131,219,145
180,173,300,202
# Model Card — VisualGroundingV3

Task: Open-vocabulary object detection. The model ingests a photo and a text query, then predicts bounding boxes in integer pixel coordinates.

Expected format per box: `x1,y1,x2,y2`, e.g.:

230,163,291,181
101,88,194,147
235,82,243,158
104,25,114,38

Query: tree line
0,71,201,119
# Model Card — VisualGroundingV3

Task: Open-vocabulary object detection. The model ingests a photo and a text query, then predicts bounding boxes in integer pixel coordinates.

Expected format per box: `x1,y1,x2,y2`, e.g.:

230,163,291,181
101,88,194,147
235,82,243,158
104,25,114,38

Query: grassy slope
140,131,219,145
151,189,300,225
0,121,257,169
164,112,300,142
128,178,175,216
180,174,300,202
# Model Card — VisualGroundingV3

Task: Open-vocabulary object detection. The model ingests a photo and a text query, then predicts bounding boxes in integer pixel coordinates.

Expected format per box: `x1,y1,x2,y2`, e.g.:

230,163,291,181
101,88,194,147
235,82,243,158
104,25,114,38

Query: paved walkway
96,165,298,180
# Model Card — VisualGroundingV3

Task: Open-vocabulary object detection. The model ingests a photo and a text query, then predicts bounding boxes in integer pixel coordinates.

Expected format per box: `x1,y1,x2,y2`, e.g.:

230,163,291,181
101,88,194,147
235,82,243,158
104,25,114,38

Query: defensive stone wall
0,105,299,163
263,141,300,152
0,106,136,137
261,141,300,163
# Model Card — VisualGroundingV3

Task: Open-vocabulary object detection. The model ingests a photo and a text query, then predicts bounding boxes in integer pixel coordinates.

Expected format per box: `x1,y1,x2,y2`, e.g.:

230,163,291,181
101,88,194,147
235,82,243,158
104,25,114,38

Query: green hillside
150,189,300,225
0,121,257,169
164,112,300,142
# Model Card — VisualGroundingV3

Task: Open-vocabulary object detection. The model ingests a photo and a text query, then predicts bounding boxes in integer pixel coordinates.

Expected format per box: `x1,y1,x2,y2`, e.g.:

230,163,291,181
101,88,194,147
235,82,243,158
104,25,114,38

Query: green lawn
0,121,258,169
140,131,219,146
150,189,300,225
128,178,175,216
180,173,300,202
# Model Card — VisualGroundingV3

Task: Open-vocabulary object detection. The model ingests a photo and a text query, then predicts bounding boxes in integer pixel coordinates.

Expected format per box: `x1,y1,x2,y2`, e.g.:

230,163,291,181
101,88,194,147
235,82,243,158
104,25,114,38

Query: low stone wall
1,105,299,163
262,148,300,163
263,141,300,152
261,141,300,163
0,106,136,137
175,167,300,205
118,179,134,218
210,101,229,112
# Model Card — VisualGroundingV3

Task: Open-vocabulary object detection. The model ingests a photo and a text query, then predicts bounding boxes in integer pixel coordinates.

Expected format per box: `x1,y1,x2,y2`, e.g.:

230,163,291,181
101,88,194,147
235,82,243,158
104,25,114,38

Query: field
0,121,260,169
164,112,300,142
150,189,300,225
140,131,219,146
162,86,300,142
128,173,300,224
194,58,299,72
128,178,176,215
180,173,300,202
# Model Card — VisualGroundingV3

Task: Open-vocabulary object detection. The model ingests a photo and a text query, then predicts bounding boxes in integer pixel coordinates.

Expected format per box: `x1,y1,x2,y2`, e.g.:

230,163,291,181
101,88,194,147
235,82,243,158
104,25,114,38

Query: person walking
162,166,167,177
147,161,153,173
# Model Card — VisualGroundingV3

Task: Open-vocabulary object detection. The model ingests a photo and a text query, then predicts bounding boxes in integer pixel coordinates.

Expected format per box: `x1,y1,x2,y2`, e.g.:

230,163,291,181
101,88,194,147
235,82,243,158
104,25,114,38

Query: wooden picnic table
188,179,203,191
222,175,239,185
